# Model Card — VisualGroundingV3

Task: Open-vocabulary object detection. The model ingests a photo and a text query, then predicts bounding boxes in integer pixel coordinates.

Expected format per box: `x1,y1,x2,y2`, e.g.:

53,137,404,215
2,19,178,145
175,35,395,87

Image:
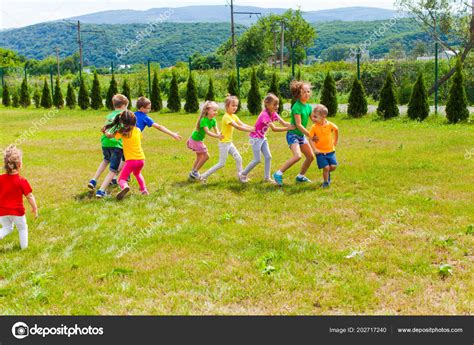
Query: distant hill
65,6,401,25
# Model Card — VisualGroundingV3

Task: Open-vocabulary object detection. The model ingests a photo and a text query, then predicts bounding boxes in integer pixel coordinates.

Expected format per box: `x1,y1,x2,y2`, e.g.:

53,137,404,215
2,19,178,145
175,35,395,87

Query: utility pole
230,0,236,51
434,12,439,115
280,21,285,72
56,47,60,78
77,20,83,79
273,27,277,69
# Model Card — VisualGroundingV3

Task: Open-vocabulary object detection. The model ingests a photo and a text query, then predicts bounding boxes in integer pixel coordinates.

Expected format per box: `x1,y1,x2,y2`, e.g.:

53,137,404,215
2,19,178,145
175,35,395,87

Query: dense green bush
320,72,338,116
407,74,429,121
377,71,399,119
347,77,368,118
446,60,469,124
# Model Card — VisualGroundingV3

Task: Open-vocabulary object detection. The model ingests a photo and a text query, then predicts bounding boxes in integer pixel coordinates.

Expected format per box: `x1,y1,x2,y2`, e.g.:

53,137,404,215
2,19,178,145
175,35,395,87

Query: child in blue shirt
135,97,182,140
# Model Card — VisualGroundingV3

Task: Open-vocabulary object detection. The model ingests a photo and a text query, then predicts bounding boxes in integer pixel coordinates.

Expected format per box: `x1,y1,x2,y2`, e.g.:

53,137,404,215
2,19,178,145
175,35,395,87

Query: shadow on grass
74,190,95,201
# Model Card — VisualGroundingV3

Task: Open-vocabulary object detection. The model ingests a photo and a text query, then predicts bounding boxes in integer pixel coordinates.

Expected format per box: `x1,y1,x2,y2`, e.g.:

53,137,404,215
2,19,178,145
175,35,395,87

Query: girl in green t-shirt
273,80,315,186
186,101,223,180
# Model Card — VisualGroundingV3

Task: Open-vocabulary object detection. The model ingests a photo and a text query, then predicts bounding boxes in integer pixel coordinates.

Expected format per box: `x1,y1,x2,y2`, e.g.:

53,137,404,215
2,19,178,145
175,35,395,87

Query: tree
52,77,64,108
410,40,428,58
137,83,145,98
78,78,89,110
247,69,262,115
396,0,474,95
11,89,19,108
320,44,351,62
167,71,181,112
33,85,41,108
2,82,11,107
150,71,162,112
446,60,469,123
122,79,131,109
386,42,406,60
205,77,215,101
19,77,30,107
347,77,368,118
66,83,76,109
407,74,429,121
320,72,338,117
377,72,399,119
106,74,118,110
40,79,52,108
227,73,241,112
295,68,302,81
282,9,317,65
90,72,102,110
268,72,284,114
184,73,199,113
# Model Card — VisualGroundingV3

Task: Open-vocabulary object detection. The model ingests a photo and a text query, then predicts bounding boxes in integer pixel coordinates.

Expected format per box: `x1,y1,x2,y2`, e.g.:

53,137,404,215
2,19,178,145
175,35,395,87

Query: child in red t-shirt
0,145,38,249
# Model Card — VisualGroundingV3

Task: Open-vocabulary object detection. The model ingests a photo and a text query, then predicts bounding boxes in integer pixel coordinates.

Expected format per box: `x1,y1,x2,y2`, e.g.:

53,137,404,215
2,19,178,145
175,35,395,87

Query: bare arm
204,127,224,139
231,120,254,133
268,122,293,132
333,128,339,147
277,117,294,128
294,114,311,137
152,123,182,140
26,193,38,218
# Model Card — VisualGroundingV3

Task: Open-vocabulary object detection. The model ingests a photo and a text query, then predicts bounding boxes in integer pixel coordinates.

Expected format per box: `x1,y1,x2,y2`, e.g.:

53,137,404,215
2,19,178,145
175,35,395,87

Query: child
135,96,182,140
240,93,293,183
308,104,339,188
88,94,128,198
0,145,38,249
103,110,147,200
273,81,314,186
187,101,223,180
200,95,254,182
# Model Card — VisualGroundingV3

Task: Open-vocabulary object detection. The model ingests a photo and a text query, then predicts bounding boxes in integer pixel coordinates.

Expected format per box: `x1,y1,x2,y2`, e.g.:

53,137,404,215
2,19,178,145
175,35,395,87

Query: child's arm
294,114,311,137
204,127,224,140
26,193,38,219
333,127,339,148
152,123,182,140
277,117,295,129
231,120,254,133
308,138,320,154
101,126,116,138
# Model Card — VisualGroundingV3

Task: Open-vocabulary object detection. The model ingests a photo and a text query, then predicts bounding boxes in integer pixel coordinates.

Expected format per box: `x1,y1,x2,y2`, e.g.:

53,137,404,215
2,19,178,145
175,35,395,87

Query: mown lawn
0,107,472,315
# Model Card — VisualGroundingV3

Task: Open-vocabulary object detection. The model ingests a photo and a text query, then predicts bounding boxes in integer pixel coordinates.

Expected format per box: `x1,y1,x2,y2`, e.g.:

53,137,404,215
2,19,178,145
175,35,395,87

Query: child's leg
201,143,230,179
322,165,331,182
242,139,264,176
194,152,210,172
92,160,109,181
118,161,133,189
278,143,302,174
228,143,243,173
98,149,123,192
261,139,272,180
13,216,28,249
0,216,14,240
131,160,147,192
299,142,315,176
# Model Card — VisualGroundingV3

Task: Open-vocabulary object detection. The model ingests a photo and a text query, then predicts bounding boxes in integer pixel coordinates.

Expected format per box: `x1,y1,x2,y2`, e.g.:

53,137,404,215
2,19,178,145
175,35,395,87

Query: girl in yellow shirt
103,110,148,200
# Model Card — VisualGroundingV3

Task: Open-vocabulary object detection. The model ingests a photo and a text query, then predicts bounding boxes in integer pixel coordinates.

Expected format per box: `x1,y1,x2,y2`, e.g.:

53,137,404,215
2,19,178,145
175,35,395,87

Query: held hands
312,135,319,143
218,134,225,140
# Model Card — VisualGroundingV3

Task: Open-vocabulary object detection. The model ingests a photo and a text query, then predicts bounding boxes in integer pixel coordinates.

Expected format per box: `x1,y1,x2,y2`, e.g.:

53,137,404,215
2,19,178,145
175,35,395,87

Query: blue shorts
102,147,123,173
316,151,337,169
286,132,307,146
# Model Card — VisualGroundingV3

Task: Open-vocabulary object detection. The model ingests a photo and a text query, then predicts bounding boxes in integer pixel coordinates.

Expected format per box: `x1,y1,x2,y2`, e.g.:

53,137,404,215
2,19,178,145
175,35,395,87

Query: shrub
90,72,102,110
122,79,131,109
19,77,30,108
205,77,215,101
2,82,11,107
66,83,76,109
320,72,338,117
150,71,163,112
247,68,262,115
167,71,181,112
407,74,429,121
347,77,368,118
267,72,284,114
78,78,89,110
40,79,52,108
53,77,64,108
184,72,199,113
446,60,469,124
106,74,118,110
377,71,399,119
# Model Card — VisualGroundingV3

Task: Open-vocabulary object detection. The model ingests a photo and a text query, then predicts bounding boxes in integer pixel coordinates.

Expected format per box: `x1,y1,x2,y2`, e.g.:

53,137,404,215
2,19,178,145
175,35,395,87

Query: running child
273,81,314,186
102,111,147,200
135,96,182,140
88,94,128,198
308,104,339,188
200,95,255,182
240,93,294,183
186,101,223,180
0,145,38,249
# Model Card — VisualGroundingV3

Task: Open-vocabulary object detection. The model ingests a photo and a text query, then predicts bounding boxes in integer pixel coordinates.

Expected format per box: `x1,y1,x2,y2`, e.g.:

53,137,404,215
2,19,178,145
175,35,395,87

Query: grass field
0,107,473,315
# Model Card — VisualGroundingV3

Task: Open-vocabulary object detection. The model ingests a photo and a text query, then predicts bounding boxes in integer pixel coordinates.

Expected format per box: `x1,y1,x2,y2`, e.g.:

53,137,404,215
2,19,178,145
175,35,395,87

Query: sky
0,0,396,29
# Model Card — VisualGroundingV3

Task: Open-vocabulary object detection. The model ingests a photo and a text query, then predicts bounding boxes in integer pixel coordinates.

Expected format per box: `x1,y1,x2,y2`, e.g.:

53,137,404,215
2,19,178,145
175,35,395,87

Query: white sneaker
238,172,249,183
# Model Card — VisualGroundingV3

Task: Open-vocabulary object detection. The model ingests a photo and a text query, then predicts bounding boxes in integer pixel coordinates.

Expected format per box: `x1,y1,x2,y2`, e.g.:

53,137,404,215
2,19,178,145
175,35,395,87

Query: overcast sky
0,0,395,29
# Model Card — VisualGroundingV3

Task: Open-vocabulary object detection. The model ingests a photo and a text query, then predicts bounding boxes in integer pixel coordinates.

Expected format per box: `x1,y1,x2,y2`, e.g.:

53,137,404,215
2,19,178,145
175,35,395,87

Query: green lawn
0,107,473,315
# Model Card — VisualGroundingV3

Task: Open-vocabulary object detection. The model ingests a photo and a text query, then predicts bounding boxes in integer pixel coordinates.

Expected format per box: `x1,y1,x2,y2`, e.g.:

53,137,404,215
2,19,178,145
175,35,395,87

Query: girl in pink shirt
240,94,293,183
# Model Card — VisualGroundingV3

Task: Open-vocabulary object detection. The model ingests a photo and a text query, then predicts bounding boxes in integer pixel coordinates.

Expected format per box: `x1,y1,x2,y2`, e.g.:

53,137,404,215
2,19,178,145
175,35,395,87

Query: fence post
434,42,438,115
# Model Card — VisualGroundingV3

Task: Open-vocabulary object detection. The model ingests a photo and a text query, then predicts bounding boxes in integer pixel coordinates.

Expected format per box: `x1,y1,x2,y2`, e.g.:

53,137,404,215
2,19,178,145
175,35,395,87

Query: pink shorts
187,138,208,153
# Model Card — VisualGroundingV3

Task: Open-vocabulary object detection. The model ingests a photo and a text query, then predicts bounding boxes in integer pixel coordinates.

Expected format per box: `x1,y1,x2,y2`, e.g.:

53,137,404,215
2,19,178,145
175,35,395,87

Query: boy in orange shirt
308,105,339,188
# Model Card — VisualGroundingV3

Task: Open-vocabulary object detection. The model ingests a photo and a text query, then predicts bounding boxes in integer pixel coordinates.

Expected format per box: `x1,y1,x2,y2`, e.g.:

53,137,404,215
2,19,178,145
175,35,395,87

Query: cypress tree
90,72,102,110
66,82,76,109
227,73,241,112
19,77,30,108
184,73,199,113
205,77,215,101
78,78,89,110
40,79,52,108
296,68,302,81
268,72,284,114
150,71,163,112
347,77,368,118
12,89,19,108
2,82,11,107
377,71,399,119
137,83,145,98
320,72,338,117
33,85,41,108
106,74,118,110
122,79,131,109
446,60,469,124
247,68,262,115
53,77,64,108
167,71,181,112
407,74,429,121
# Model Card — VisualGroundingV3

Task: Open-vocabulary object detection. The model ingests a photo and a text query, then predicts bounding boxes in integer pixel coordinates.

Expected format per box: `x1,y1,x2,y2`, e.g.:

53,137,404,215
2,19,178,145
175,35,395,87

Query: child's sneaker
199,176,207,184
189,171,200,180
238,172,249,183
88,179,96,190
328,172,331,183
95,190,106,198
141,189,149,196
296,175,312,183
116,186,130,200
264,178,278,185
321,181,330,188
109,179,118,186
272,172,283,186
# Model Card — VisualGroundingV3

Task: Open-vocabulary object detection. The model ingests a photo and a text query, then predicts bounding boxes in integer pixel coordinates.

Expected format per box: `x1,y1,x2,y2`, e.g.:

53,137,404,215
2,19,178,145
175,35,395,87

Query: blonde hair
136,96,151,110
312,104,328,117
290,80,311,100
264,93,279,111
224,95,239,113
112,94,129,109
196,101,219,131
4,145,22,174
